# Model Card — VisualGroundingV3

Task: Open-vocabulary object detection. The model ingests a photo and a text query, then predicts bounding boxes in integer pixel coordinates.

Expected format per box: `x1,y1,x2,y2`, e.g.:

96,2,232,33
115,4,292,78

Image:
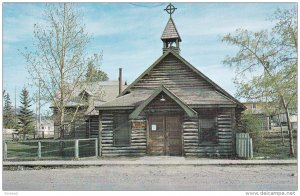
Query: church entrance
147,115,182,156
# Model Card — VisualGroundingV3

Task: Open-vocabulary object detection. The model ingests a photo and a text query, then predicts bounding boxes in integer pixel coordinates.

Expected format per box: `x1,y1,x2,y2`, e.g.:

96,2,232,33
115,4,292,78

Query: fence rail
3,138,98,160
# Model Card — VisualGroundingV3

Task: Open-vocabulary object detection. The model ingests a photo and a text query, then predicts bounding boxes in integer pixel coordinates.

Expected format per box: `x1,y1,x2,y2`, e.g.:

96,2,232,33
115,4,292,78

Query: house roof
60,80,127,108
121,49,246,109
161,17,181,41
96,90,151,110
129,85,197,119
97,87,238,110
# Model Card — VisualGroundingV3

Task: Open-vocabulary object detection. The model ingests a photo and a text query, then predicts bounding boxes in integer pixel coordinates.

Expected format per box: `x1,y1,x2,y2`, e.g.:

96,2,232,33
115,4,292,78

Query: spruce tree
18,87,34,139
85,62,109,82
3,92,15,129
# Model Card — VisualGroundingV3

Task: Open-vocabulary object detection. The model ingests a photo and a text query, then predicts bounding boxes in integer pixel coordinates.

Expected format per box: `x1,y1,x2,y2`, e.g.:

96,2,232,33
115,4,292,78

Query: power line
129,3,166,8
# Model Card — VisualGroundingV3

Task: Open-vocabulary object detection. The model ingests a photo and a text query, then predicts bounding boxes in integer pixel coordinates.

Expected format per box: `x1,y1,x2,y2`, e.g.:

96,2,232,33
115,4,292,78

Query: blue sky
2,2,296,113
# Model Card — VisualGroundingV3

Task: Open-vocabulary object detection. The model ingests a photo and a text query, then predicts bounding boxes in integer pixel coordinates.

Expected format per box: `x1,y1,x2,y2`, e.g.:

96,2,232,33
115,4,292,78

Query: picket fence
236,133,253,159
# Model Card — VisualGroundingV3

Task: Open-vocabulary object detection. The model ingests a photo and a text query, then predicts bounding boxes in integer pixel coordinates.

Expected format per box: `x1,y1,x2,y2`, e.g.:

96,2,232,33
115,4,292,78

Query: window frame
198,109,218,144
113,114,131,146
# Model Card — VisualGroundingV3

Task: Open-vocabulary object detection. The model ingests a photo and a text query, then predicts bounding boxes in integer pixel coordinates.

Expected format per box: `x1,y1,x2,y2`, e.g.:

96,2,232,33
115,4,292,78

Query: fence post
95,139,98,157
75,140,79,159
38,141,42,159
249,138,253,159
3,141,7,160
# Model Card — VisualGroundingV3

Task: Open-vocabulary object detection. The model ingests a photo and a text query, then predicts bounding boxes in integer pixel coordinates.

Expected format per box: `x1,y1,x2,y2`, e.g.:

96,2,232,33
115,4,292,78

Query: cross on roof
164,3,177,17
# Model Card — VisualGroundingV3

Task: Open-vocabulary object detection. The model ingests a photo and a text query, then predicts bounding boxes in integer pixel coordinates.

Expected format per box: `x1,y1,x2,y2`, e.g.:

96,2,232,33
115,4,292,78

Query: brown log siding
131,54,214,91
100,107,237,157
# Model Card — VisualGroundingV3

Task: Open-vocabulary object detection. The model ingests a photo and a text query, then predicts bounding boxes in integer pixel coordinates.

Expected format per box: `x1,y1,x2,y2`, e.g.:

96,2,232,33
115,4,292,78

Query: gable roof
129,85,197,119
121,49,246,109
161,17,182,42
59,81,127,108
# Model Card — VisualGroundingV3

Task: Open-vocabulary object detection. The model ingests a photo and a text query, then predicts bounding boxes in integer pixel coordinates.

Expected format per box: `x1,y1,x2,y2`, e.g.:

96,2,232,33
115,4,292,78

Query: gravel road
3,165,297,191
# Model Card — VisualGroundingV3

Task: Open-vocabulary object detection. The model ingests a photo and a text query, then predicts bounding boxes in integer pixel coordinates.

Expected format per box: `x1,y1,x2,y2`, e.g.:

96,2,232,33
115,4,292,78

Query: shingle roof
61,80,127,107
121,50,246,109
97,90,152,109
161,17,181,41
97,88,237,110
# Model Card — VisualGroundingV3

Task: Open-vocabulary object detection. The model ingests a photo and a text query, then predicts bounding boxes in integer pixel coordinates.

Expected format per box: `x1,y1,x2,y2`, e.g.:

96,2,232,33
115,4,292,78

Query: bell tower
161,3,181,54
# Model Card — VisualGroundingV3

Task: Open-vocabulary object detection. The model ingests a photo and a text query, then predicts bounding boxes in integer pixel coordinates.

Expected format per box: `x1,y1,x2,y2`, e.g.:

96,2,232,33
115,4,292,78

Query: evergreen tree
85,62,109,82
18,87,34,139
3,92,16,129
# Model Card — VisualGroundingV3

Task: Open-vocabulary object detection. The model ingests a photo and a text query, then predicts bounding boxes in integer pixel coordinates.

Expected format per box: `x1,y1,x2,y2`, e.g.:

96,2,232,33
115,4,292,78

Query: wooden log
131,136,146,139
183,136,199,140
183,143,199,146
131,143,147,146
102,140,113,143
101,143,114,147
101,133,113,137
183,129,199,132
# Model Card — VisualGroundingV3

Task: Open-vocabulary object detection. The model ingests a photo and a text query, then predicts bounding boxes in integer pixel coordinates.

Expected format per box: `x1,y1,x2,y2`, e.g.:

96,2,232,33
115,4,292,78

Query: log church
95,4,246,157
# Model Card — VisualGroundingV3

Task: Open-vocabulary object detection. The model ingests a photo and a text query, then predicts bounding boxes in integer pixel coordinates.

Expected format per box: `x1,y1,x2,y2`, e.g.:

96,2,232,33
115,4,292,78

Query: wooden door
148,115,165,155
166,116,182,156
148,115,182,156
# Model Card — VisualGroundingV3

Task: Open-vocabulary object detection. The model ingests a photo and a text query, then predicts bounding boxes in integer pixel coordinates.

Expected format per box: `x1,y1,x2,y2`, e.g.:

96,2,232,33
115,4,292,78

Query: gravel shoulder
2,165,297,191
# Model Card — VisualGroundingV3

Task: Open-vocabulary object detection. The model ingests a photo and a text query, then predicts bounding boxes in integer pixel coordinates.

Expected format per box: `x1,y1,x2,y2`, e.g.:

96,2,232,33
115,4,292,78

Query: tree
85,53,109,82
239,113,265,152
3,92,16,129
222,7,297,156
18,87,34,139
21,3,99,138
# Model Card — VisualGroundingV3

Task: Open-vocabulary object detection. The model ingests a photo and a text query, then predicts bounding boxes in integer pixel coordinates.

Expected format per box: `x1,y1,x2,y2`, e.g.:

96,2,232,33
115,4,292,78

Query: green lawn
254,131,297,159
5,140,96,160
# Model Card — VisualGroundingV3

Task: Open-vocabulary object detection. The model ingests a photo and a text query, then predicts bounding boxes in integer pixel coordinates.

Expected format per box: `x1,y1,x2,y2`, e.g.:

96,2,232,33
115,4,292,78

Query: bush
238,113,265,152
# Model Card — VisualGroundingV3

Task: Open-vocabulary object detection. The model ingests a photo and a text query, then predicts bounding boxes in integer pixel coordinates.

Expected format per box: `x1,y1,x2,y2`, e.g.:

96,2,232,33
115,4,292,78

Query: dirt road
3,165,297,191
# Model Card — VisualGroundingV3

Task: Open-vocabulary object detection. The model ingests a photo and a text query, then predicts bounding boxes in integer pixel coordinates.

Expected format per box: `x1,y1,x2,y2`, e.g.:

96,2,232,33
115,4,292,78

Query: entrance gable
129,85,197,119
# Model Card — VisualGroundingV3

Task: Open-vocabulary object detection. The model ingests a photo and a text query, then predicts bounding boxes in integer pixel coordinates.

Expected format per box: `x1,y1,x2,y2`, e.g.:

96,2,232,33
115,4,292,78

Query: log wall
100,110,147,156
183,108,235,157
100,107,238,157
87,115,99,138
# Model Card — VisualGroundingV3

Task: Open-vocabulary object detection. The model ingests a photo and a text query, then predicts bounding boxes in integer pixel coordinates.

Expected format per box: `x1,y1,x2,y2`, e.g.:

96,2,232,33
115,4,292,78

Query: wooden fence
236,133,253,159
3,138,98,160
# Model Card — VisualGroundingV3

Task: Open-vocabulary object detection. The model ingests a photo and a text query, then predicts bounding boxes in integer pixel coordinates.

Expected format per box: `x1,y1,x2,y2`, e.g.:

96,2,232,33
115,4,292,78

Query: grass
253,131,297,159
5,139,97,160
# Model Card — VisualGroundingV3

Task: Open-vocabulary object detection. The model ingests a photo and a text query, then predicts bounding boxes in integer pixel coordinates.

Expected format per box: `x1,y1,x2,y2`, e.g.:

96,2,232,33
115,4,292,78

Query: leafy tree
18,87,34,139
85,53,109,82
239,113,265,152
222,7,297,156
21,3,102,138
3,92,16,129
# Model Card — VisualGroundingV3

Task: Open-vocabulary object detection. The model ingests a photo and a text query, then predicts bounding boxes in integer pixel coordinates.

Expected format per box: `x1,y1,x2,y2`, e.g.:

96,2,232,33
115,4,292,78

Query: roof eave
129,85,197,119
96,106,135,111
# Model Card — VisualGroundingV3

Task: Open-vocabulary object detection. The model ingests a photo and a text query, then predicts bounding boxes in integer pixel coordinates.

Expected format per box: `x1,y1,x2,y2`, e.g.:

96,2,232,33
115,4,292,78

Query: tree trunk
280,121,284,145
59,108,65,139
282,97,294,157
